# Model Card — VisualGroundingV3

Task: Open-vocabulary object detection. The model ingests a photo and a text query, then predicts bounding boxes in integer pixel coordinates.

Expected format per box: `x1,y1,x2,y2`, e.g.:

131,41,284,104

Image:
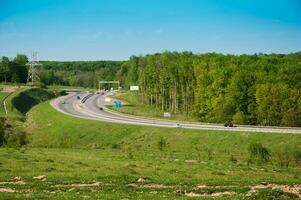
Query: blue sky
0,0,301,60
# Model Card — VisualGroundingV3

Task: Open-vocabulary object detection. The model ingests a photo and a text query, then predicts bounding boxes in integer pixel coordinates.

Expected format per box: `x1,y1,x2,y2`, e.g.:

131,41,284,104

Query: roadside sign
114,100,122,108
130,86,139,91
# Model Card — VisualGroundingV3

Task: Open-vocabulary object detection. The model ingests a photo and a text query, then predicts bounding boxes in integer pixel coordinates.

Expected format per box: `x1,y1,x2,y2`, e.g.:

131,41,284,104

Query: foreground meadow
0,101,300,199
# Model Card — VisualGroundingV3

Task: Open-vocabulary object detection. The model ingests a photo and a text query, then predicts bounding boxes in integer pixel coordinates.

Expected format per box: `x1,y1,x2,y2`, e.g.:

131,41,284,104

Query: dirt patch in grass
0,188,16,193
246,184,301,198
0,177,26,185
0,85,19,93
185,191,236,197
33,175,47,181
54,182,101,188
128,183,173,189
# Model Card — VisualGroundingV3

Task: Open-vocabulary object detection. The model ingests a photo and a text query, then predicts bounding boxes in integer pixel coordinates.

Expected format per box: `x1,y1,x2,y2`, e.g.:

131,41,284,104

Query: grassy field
0,100,300,199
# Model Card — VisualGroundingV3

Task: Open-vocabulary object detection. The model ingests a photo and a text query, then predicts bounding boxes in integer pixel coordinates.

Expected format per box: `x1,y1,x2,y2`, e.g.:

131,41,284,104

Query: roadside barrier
81,93,94,103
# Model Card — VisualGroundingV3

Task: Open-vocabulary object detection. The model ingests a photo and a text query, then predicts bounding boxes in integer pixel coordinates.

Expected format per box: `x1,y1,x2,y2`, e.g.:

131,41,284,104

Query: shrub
0,117,28,148
248,143,270,164
59,90,67,96
4,131,28,148
157,137,168,151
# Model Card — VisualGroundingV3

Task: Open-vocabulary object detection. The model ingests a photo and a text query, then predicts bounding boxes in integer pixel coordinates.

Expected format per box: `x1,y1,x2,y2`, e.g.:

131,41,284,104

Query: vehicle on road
77,96,80,100
99,107,103,110
176,123,182,128
224,122,233,127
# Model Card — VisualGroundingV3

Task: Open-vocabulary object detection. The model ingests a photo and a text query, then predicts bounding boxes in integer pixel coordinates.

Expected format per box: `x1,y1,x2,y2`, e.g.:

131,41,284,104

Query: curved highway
50,92,301,134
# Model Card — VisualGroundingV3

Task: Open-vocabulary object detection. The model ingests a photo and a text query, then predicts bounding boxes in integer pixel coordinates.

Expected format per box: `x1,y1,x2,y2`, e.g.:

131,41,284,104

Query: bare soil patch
0,85,19,93
0,188,16,193
246,184,301,198
128,183,172,189
33,175,47,181
54,182,101,188
185,191,236,197
0,177,26,185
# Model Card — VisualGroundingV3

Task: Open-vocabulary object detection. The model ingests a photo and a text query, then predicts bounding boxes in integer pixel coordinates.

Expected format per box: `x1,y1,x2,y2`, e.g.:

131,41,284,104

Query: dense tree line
118,52,301,127
0,54,28,83
39,61,124,88
2,52,301,126
0,57,123,88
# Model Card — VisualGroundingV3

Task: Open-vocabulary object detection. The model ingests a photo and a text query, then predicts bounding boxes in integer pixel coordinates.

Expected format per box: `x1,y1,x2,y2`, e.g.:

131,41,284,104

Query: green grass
0,92,300,199
0,101,295,199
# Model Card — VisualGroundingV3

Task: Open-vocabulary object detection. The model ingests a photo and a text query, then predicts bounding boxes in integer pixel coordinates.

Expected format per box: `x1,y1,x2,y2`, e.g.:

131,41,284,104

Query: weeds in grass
275,146,301,168
0,117,28,148
157,137,168,151
111,143,120,149
128,152,134,159
248,143,270,165
229,155,237,163
204,147,213,160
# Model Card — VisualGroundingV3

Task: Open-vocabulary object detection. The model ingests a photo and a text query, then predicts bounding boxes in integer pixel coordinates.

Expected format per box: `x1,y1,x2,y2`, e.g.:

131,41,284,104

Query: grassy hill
11,88,55,115
1,101,298,199
0,87,300,199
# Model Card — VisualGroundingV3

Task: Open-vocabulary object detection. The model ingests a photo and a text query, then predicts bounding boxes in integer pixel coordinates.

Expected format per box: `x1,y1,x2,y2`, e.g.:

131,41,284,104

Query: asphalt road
50,92,301,134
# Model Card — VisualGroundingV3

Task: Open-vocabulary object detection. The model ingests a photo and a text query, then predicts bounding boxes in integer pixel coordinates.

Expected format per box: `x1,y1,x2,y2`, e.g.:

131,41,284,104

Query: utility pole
26,52,41,85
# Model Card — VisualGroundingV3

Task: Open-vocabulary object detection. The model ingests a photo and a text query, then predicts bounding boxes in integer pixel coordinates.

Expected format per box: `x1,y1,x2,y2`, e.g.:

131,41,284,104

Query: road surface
50,91,301,134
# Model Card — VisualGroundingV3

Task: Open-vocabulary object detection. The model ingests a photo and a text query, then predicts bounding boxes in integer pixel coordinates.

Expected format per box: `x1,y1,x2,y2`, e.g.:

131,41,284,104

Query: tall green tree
0,56,10,83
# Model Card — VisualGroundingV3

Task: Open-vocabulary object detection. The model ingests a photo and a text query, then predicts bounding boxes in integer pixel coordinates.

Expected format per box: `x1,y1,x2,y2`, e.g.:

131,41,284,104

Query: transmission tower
26,52,41,85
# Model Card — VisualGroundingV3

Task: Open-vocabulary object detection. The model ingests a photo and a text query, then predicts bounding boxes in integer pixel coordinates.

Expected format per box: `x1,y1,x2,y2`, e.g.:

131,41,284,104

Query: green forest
1,52,301,127
118,52,301,127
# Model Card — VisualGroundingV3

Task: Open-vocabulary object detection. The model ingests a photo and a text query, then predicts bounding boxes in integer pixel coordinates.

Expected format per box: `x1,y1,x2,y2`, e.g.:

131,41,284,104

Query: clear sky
0,0,301,61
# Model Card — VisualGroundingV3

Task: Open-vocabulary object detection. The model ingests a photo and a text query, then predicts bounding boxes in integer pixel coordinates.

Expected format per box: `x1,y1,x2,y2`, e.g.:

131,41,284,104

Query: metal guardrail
81,93,94,103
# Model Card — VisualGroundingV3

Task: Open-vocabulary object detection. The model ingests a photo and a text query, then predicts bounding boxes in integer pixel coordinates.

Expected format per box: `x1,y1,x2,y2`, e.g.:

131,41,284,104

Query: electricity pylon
26,52,41,85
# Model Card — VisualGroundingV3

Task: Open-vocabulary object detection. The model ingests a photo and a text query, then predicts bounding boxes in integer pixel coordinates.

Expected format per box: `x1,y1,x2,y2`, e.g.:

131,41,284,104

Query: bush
157,137,168,151
0,117,28,148
248,143,270,164
59,90,67,96
5,131,28,147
